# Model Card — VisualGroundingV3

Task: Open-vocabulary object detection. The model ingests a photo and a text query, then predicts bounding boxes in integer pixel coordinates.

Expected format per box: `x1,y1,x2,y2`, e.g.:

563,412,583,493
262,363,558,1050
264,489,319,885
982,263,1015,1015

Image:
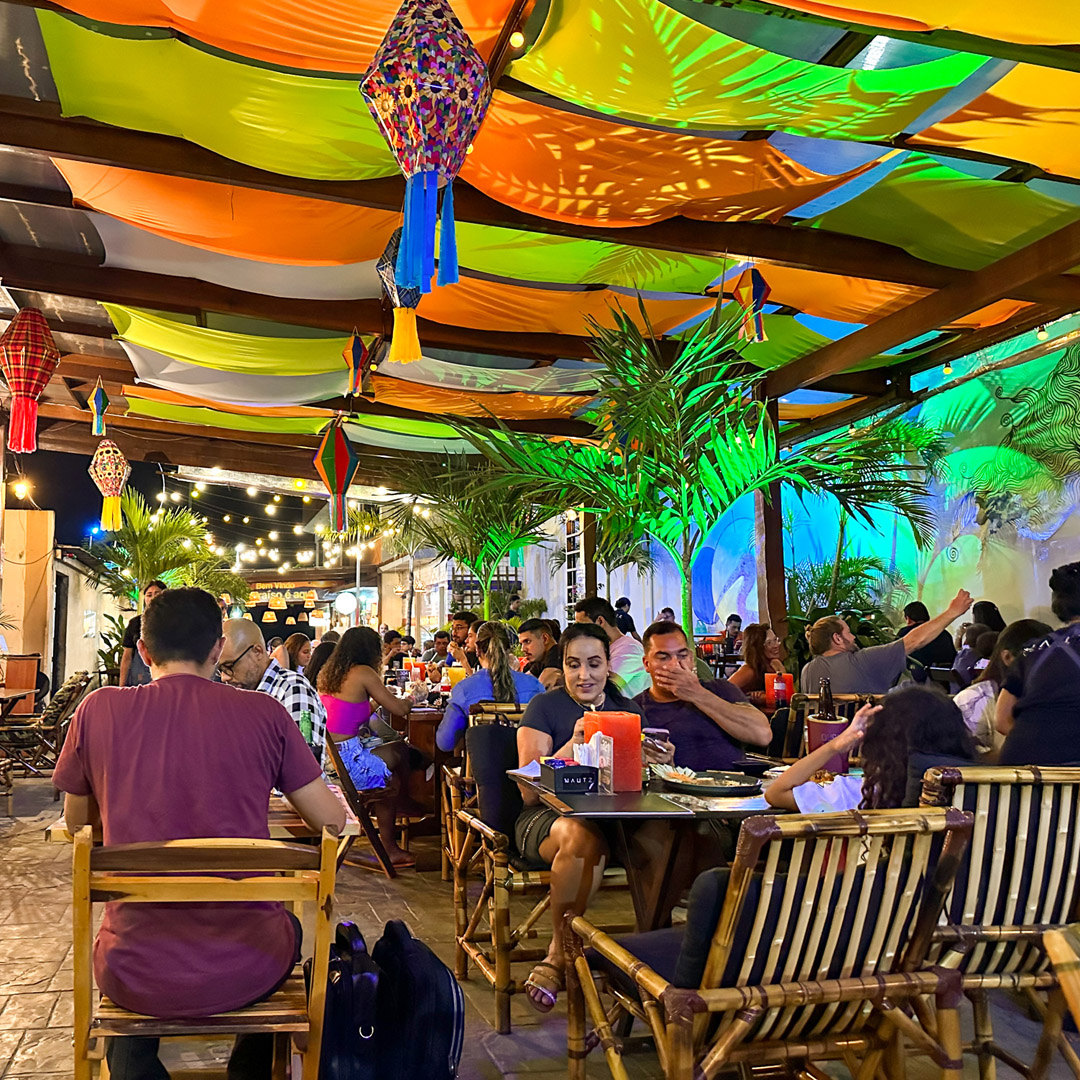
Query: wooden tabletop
46,786,359,843
0,688,34,700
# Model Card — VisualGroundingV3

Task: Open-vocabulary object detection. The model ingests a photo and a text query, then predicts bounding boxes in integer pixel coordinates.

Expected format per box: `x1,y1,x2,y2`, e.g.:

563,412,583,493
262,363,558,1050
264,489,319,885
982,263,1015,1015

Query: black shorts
514,804,561,866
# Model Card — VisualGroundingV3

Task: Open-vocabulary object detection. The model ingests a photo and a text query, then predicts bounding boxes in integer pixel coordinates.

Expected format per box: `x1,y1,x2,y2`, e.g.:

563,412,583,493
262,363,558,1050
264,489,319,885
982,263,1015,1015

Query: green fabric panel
106,305,350,375
456,223,724,293
814,154,1080,269
125,398,332,434
509,0,986,138
741,316,829,371
38,12,396,181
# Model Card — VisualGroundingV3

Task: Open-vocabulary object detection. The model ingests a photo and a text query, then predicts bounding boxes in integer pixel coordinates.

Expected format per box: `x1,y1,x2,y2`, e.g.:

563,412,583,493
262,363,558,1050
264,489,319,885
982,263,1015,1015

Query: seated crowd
52,560,1080,1069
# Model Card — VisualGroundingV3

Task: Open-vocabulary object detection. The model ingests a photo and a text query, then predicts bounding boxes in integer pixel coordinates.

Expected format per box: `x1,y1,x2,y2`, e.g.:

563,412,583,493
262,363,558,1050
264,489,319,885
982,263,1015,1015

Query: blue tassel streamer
396,169,442,293
421,171,437,292
437,180,458,287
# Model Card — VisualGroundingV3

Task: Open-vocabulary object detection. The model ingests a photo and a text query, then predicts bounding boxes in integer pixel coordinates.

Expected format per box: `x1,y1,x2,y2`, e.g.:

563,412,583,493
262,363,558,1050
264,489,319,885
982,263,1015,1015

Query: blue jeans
105,912,302,1080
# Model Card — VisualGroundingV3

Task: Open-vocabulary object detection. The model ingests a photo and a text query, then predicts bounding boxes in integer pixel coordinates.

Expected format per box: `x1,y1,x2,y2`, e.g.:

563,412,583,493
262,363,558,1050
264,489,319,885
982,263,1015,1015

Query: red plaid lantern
0,309,60,453
88,440,130,531
313,419,360,532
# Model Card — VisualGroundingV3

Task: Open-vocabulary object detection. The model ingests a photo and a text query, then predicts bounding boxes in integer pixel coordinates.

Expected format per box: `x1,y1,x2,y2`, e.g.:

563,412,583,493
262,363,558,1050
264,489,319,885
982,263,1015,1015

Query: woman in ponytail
435,621,545,752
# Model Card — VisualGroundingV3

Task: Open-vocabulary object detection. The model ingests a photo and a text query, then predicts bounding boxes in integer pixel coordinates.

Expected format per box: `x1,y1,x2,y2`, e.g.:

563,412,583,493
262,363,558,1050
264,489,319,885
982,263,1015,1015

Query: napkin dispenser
540,757,598,794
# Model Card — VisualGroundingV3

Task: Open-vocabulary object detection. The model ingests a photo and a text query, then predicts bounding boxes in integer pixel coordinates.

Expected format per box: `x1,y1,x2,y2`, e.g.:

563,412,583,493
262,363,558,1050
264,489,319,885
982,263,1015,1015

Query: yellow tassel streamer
386,306,422,364
101,495,122,532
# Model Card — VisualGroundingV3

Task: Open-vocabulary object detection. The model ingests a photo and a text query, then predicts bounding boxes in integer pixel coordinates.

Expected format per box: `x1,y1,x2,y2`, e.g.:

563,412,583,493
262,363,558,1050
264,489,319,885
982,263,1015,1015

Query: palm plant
88,491,248,605
385,457,554,619
455,303,945,630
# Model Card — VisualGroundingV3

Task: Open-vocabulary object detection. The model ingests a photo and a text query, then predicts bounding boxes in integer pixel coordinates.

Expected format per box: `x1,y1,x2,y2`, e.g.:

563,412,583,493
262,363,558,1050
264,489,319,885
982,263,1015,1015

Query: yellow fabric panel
56,160,399,266
912,66,1080,179
743,0,1078,47
121,385,336,419
461,92,881,227
46,0,514,72
417,277,713,336
777,397,865,420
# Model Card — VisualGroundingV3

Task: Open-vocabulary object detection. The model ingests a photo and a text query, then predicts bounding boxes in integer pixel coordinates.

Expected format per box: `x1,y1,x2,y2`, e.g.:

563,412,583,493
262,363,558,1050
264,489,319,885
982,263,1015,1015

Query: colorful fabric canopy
756,0,1078,47
461,92,884,227
39,12,397,181
507,0,988,138
43,0,513,72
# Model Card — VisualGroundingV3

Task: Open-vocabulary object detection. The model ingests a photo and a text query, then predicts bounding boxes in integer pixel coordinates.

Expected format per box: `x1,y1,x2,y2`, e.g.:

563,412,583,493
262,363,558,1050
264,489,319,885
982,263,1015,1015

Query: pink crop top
321,694,373,740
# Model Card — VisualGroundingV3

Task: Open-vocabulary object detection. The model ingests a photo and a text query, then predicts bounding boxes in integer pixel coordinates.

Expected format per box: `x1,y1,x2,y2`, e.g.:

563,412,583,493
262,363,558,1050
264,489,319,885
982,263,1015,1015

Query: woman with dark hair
766,686,976,812
972,600,1007,634
951,622,991,686
303,640,336,690
435,622,544,752
954,619,1051,753
318,626,416,867
275,633,311,672
514,624,672,1013
728,623,785,693
997,563,1080,765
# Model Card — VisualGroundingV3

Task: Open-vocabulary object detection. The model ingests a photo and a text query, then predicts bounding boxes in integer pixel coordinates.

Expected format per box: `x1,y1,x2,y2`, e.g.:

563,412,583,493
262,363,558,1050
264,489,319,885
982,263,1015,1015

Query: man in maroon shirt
55,588,344,1080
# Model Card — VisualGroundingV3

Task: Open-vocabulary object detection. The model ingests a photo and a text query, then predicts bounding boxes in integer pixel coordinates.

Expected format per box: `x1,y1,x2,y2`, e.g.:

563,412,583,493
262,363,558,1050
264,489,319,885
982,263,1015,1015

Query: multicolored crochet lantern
89,377,110,436
343,330,375,397
732,267,771,344
88,439,130,532
313,419,360,532
0,308,60,453
377,229,423,364
360,0,492,293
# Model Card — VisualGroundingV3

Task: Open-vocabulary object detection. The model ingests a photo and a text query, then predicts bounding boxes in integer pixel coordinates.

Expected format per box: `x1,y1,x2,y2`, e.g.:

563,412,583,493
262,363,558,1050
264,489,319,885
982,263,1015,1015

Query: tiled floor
1,778,1075,1078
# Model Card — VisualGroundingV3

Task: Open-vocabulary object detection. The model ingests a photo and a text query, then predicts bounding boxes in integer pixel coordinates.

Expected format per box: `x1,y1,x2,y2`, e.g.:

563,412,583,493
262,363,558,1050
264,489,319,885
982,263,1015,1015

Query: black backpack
308,920,464,1080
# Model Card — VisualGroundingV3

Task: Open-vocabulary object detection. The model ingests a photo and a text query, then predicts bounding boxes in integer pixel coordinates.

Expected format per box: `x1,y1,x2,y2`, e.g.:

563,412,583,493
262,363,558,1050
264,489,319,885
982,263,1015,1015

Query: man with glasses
219,619,328,762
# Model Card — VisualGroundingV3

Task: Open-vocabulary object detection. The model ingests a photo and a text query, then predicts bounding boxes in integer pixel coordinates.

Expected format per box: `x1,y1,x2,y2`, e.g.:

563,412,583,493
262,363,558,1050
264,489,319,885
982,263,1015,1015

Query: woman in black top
998,562,1080,765
514,624,652,1014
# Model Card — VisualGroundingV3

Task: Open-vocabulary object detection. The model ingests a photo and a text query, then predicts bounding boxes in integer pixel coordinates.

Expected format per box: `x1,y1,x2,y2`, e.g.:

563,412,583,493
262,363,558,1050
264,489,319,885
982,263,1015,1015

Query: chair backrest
468,702,525,728
324,735,367,812
465,723,522,839
689,808,971,1042
41,671,93,733
1043,924,1080,1029
921,765,1080,975
4,653,41,715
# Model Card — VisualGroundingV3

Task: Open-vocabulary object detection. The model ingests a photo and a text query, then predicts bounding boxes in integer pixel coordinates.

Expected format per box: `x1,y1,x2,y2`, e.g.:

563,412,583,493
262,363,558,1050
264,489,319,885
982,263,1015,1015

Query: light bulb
155,492,166,502
243,516,250,524
302,495,311,504
1037,325,1050,341
247,486,257,496
223,514,231,523
266,505,276,515
293,525,303,535
170,492,181,502
509,29,525,47
942,363,953,376
194,482,206,492
273,494,281,503
191,489,200,498
268,531,279,541
293,479,306,489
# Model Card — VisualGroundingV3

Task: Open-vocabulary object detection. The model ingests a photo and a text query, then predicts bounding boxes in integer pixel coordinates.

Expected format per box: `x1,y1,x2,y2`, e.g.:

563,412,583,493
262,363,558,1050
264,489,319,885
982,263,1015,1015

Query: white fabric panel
93,212,383,300
377,355,605,395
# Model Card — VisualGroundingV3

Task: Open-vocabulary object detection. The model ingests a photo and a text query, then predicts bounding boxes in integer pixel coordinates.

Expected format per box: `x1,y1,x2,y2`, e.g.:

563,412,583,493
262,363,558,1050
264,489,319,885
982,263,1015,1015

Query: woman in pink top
317,627,415,867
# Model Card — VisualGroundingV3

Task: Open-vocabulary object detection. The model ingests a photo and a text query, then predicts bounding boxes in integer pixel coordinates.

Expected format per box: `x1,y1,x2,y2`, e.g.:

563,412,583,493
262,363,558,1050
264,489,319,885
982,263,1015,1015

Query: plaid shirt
257,658,327,761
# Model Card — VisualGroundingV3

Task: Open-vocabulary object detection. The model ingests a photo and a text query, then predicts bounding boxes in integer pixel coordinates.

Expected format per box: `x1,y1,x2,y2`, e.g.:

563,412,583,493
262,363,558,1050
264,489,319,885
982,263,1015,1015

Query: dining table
518,774,777,931
0,688,42,800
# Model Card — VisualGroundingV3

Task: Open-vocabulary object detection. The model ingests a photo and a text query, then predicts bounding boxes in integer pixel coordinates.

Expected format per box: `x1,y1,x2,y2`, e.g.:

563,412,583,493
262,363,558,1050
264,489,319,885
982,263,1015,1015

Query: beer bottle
818,676,836,721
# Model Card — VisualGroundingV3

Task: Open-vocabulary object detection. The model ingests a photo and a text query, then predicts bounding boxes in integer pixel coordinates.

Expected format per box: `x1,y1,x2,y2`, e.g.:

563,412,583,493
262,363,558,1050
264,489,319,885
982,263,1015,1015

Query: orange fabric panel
462,93,879,228
912,66,1080,179
55,160,399,266
748,265,1029,328
49,0,513,72
418,277,713,336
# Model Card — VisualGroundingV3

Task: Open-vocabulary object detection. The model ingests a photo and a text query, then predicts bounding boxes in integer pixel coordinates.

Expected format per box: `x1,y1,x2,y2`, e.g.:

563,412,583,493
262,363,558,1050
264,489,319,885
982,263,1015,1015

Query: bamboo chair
323,735,398,878
1043,925,1080,1033
0,670,93,783
566,807,973,1080
778,694,879,762
72,825,336,1080
451,723,630,1034
921,765,1080,1078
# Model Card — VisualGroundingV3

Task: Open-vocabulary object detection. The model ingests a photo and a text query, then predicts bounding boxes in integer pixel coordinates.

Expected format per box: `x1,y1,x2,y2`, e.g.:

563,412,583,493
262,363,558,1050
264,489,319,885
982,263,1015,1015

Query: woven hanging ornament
313,419,360,532
87,440,130,531
732,268,771,343
360,0,492,294
90,377,110,436
0,308,60,453
377,228,423,364
343,330,375,397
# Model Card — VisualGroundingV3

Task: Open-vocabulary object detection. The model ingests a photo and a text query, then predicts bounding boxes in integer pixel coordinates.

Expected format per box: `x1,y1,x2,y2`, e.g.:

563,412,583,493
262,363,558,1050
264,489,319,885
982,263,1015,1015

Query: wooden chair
324,735,398,878
921,765,1080,1078
775,694,879,761
1043,924,1080,1034
566,806,973,1080
450,723,630,1033
72,824,336,1080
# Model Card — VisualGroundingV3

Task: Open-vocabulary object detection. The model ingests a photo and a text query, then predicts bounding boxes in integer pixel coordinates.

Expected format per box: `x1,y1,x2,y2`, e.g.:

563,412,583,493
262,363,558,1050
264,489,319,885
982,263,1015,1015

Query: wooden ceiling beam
766,219,1080,397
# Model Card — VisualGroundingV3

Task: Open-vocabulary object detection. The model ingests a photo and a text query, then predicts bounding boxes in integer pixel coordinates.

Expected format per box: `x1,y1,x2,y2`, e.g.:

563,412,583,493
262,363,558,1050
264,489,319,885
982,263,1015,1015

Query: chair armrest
456,808,510,851
568,916,672,1002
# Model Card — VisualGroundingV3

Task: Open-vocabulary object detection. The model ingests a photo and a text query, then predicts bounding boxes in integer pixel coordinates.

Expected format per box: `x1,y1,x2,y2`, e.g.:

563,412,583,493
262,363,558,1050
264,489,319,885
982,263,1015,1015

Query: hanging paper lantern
261,611,276,624
298,612,309,623
732,268,771,344
376,228,423,364
0,308,60,453
89,377,110,437
343,330,376,397
313,418,361,532
360,0,492,294
87,440,130,532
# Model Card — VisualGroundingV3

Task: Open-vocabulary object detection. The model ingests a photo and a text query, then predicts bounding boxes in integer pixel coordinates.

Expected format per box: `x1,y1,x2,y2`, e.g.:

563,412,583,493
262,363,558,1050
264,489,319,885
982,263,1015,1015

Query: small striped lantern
87,440,130,532
343,330,375,397
89,377,110,436
313,418,360,532
0,308,60,453
732,267,771,344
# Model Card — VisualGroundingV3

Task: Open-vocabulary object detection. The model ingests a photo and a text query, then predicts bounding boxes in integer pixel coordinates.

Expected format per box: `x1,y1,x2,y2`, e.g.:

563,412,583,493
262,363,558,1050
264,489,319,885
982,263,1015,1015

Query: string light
243,516,250,524
268,531,279,541
170,492,181,502
1037,325,1050,341
302,495,311,504
247,486,257,496
942,363,953,376
223,515,231,523
273,494,281,503
191,489,200,498
293,525,303,535
266,505,276,515
509,29,525,47
155,492,166,502
293,479,306,489
194,482,206,492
